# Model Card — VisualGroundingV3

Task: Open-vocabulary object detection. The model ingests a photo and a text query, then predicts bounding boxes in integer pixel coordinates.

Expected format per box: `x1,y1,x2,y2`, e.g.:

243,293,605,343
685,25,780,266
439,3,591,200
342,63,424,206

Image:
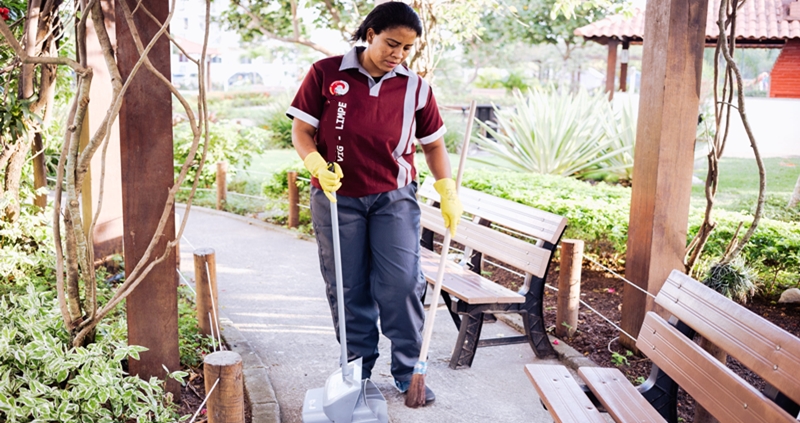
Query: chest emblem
329,80,350,96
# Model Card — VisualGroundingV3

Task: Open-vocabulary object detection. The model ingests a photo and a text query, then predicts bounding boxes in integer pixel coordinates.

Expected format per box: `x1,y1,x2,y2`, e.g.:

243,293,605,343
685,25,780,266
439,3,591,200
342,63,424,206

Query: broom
406,100,478,408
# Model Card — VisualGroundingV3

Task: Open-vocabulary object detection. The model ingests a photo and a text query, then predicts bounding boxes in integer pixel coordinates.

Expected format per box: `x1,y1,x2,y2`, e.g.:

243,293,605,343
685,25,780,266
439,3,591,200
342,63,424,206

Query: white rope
543,283,637,342
296,176,311,182
229,168,273,176
176,269,196,297
205,262,223,350
298,203,310,210
188,377,220,423
581,254,656,299
181,236,196,251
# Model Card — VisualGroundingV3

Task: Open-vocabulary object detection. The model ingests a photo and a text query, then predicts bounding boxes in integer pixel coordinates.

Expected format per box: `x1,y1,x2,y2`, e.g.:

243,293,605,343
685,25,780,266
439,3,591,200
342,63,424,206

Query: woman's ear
366,28,375,44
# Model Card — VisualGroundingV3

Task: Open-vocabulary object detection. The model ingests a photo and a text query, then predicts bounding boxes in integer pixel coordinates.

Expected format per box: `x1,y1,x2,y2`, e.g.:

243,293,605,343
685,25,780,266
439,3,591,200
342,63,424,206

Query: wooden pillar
620,39,630,92
556,240,583,339
606,39,619,100
216,161,227,210
116,0,180,396
193,248,218,338
204,351,245,423
287,171,299,228
620,0,708,350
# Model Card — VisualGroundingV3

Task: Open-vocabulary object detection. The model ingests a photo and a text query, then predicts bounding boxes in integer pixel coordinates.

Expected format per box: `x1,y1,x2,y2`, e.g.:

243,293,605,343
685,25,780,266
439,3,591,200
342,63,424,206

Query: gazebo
575,0,800,98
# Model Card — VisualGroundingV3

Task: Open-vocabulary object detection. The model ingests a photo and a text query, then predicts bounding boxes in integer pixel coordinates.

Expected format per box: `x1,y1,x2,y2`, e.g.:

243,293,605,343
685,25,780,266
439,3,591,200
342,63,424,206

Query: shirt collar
339,46,410,78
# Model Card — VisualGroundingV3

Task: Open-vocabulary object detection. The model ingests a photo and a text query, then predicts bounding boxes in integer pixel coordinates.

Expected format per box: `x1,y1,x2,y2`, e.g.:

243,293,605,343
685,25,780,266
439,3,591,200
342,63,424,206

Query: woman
286,2,461,404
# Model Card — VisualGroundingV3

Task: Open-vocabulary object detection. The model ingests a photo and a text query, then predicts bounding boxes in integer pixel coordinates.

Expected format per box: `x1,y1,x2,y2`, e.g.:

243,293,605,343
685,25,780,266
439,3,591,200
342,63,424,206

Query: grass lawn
690,157,800,220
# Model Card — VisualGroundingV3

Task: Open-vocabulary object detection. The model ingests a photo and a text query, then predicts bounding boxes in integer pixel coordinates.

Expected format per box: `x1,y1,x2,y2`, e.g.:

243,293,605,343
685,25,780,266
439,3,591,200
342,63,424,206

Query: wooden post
204,351,245,423
287,171,299,228
556,240,583,339
216,161,227,210
116,0,179,397
620,39,630,92
605,39,619,100
620,0,708,351
193,248,218,338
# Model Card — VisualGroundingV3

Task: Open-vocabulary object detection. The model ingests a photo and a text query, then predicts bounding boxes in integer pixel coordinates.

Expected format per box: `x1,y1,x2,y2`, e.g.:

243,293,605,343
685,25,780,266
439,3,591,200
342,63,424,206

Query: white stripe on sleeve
286,106,319,128
418,124,446,145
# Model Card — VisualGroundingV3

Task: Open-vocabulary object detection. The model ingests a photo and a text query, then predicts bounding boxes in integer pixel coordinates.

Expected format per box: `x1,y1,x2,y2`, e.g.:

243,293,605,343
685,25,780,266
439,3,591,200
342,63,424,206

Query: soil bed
482,258,800,423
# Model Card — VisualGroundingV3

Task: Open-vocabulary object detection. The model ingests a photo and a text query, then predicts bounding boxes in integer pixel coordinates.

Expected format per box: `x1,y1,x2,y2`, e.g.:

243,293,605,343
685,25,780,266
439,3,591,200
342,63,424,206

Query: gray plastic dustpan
302,357,388,423
302,192,388,423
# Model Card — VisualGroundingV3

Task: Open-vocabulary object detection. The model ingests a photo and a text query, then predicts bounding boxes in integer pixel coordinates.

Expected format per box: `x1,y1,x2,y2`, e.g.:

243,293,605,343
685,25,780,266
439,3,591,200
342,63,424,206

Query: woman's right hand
303,151,343,202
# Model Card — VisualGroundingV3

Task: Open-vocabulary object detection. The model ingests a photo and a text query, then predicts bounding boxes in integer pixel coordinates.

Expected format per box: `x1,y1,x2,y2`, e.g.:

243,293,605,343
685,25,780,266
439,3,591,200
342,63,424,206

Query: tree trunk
789,174,800,209
2,136,33,221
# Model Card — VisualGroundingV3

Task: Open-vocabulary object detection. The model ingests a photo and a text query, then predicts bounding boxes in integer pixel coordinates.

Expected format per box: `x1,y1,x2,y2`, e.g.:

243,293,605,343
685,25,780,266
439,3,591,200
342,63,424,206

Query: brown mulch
176,362,253,422
483,258,800,423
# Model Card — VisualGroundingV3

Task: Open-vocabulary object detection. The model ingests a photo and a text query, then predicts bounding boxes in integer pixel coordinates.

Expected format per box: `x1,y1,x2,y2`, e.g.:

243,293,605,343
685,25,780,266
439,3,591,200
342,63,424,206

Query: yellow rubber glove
303,151,343,202
433,178,462,237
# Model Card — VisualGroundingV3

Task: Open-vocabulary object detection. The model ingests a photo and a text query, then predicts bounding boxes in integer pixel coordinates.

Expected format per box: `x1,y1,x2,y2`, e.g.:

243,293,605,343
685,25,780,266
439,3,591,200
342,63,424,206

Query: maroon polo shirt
287,46,446,198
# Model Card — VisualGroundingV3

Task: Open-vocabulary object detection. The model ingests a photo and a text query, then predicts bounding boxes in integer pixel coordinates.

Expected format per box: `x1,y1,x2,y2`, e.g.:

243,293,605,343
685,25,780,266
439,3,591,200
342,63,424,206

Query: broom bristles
404,373,427,408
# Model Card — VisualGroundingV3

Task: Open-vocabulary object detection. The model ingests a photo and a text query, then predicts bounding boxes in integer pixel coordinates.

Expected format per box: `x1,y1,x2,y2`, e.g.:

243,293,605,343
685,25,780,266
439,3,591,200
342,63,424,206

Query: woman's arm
420,138,452,180
291,118,318,160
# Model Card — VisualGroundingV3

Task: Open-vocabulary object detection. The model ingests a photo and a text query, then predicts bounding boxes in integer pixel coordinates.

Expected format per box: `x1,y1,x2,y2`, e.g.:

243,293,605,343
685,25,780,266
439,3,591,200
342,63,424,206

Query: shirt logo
330,80,349,96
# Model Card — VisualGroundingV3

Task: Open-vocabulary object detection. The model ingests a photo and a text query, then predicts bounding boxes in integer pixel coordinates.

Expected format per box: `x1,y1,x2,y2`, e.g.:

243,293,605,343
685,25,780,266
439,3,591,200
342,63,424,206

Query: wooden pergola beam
606,38,619,99
620,0,709,350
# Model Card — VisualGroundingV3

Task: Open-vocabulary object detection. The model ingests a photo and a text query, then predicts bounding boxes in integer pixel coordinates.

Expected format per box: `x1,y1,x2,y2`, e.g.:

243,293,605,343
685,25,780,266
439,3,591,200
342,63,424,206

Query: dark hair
351,2,423,42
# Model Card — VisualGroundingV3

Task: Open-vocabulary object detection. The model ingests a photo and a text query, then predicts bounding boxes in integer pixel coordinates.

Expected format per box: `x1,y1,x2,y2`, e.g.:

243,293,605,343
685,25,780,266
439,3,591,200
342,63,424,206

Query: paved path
177,205,561,423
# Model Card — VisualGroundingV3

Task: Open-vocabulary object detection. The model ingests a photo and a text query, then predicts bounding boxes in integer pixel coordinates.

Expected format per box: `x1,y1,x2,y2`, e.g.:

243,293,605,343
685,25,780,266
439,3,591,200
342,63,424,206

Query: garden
2,0,800,422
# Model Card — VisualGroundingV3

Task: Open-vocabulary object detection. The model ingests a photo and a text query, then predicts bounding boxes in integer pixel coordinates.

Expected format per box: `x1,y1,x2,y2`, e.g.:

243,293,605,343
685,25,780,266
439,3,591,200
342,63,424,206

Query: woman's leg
311,187,380,378
367,183,425,385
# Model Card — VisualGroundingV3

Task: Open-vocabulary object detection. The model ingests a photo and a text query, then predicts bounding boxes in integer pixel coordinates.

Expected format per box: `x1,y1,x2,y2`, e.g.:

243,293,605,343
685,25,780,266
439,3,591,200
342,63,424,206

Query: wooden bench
417,177,567,369
526,270,800,423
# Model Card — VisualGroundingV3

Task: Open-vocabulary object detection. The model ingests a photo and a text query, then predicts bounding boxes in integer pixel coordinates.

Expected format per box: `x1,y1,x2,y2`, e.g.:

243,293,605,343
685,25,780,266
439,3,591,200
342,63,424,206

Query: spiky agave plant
703,257,757,303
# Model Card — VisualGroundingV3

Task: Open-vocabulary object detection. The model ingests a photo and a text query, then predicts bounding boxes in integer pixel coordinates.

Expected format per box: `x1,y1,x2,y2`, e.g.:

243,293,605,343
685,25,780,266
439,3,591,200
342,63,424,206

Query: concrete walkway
177,205,571,423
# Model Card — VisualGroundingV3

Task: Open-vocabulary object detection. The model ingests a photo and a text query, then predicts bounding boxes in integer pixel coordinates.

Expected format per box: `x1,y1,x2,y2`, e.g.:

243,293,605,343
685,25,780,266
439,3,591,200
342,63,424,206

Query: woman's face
363,26,417,76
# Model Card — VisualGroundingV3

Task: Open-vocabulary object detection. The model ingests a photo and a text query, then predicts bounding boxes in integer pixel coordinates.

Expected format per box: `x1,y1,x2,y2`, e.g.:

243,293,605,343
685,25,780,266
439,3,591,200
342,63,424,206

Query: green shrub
261,94,294,149
173,121,268,187
0,192,55,291
472,88,633,178
459,169,800,287
0,287,184,422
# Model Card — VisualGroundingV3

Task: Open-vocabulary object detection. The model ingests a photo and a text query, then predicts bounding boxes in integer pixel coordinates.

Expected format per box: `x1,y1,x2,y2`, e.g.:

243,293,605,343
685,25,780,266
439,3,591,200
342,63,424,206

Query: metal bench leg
449,308,483,369
521,310,556,358
441,292,462,329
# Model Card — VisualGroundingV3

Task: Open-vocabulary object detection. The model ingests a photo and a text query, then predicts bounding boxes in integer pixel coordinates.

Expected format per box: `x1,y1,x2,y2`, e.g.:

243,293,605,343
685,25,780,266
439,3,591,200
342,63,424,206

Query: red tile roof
575,0,800,45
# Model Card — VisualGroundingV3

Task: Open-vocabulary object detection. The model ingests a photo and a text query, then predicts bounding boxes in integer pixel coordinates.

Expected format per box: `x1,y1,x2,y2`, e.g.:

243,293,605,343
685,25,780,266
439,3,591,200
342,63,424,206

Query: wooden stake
194,248,217,337
556,240,583,339
287,171,299,228
216,161,227,210
204,351,245,423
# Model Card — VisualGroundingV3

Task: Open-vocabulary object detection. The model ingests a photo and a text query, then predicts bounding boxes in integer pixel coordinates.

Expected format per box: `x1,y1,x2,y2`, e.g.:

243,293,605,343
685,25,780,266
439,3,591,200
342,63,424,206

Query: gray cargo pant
310,182,425,383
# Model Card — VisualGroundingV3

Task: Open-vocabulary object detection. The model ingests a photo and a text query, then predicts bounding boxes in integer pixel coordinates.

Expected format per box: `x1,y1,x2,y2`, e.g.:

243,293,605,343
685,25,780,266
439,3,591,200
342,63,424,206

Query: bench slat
420,203,550,278
578,367,666,423
420,248,524,304
420,177,567,245
655,270,800,406
636,312,797,423
524,364,607,423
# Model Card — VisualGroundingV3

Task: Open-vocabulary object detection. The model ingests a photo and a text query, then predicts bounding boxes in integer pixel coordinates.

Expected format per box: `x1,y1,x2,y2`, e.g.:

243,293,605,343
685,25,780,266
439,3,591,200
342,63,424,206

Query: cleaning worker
286,1,461,406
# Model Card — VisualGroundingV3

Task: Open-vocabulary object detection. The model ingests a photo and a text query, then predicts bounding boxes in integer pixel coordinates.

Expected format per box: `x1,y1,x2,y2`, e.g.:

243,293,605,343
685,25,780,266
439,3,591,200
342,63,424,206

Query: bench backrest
418,177,567,246
418,177,567,279
637,270,800,423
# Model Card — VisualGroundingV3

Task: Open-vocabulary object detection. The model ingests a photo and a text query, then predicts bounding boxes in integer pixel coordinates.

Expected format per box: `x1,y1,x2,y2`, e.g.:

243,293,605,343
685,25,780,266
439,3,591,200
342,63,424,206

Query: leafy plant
0,287,183,422
610,351,630,367
472,88,633,177
0,191,55,290
173,120,268,187
262,94,294,149
703,257,756,303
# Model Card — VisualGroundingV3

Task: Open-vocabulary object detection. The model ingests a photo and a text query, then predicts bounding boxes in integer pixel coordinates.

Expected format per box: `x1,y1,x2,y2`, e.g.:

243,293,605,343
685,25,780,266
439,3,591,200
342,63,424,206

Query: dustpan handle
329,191,352,382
